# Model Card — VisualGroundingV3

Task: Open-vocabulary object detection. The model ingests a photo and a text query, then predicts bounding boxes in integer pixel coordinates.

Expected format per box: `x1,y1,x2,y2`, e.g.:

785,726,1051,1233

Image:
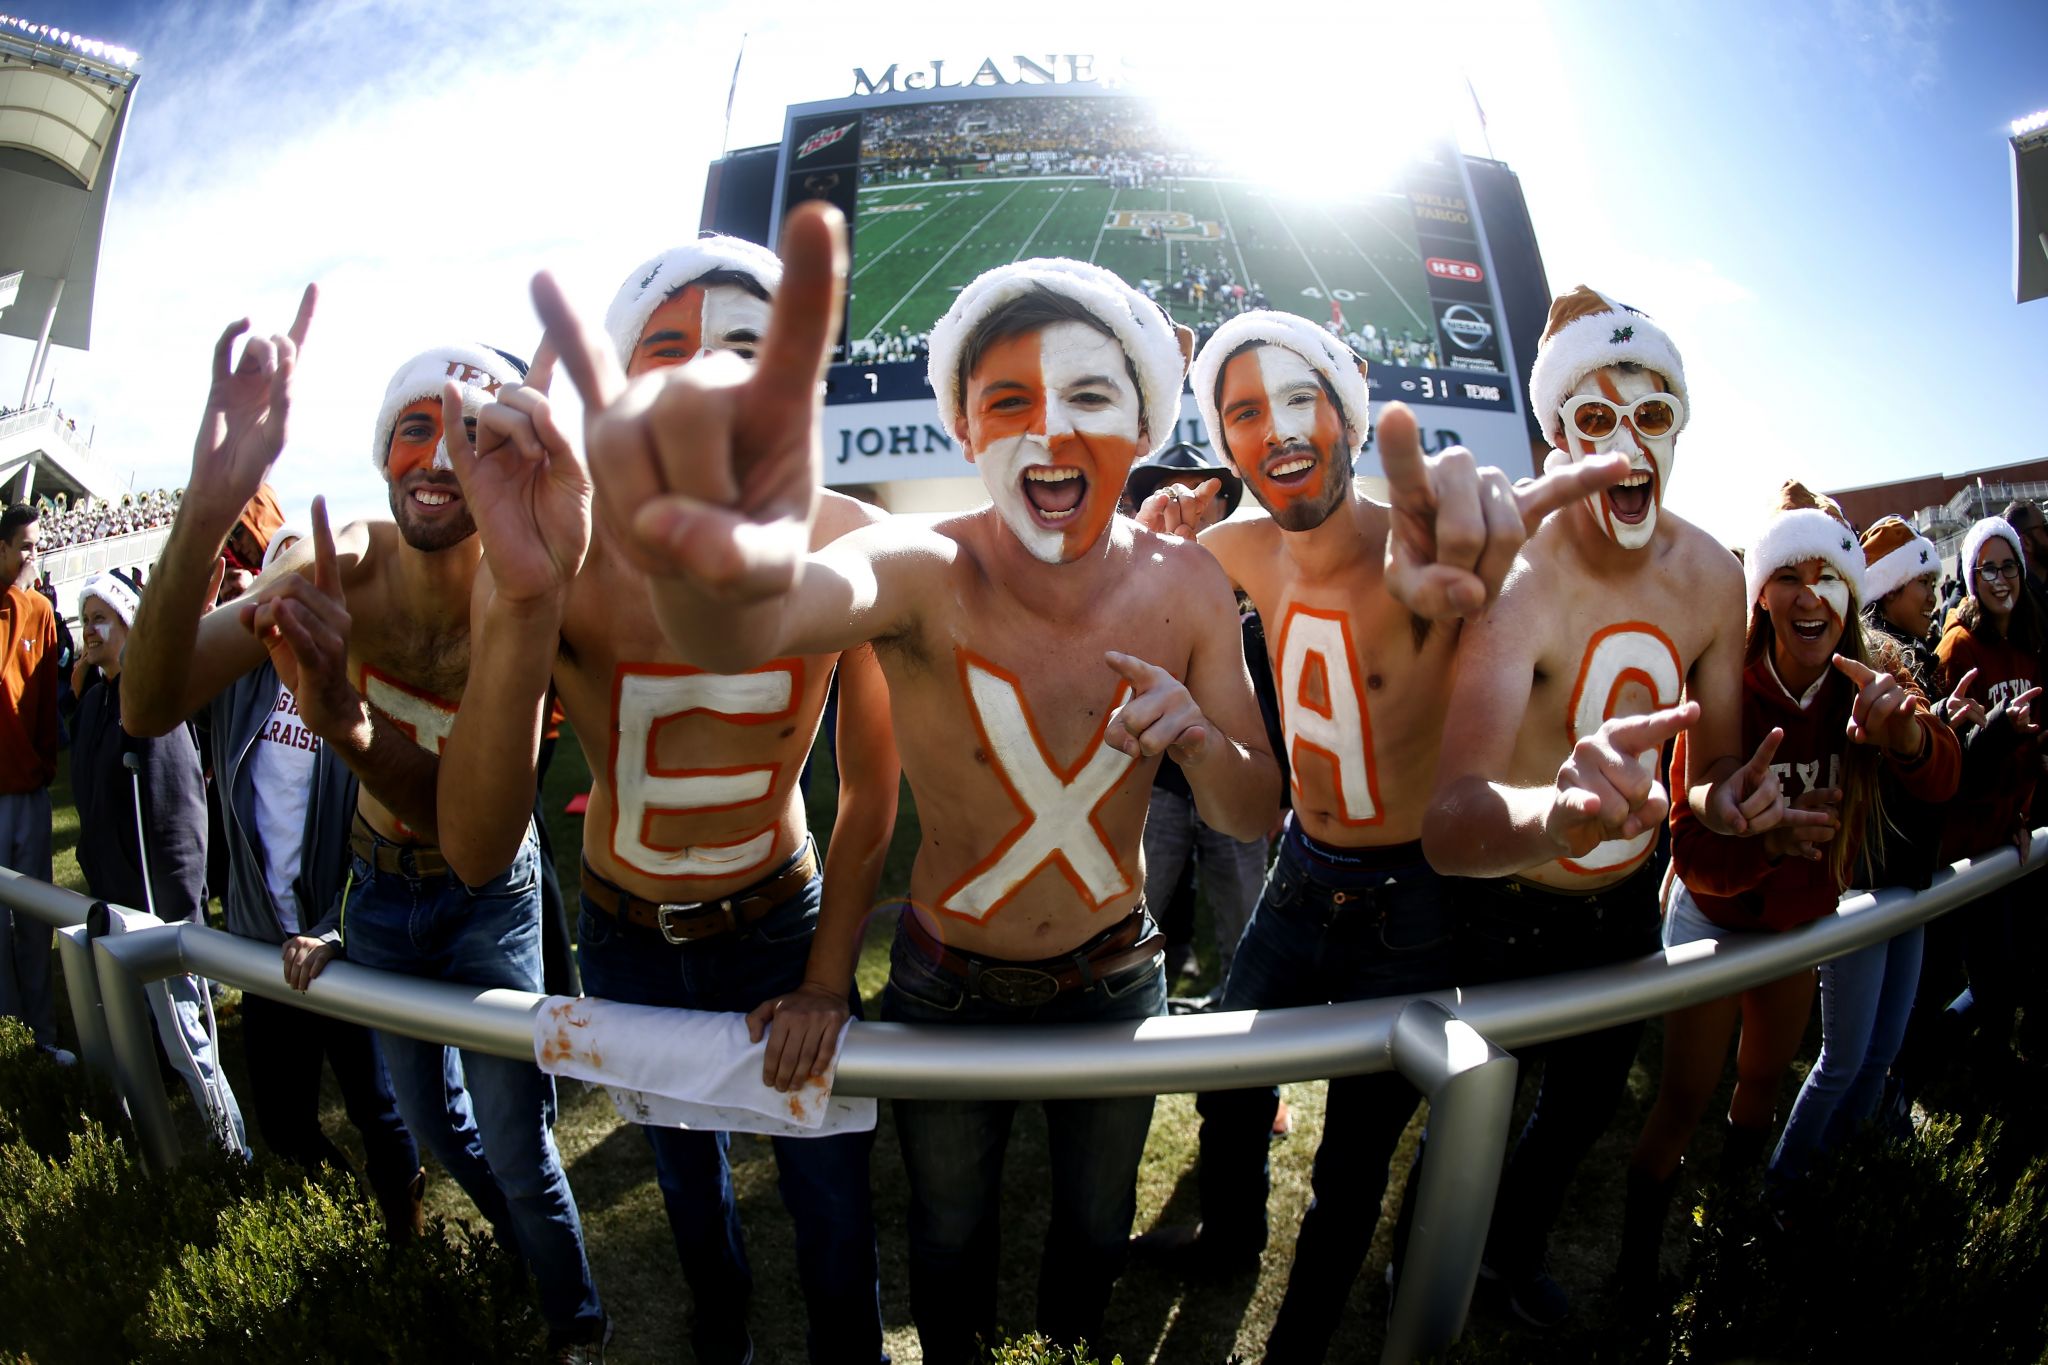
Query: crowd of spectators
32,488,180,554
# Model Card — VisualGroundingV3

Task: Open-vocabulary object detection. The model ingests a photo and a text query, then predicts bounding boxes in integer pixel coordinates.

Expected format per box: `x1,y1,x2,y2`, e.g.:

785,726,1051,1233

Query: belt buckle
978,966,1060,1007
656,901,710,945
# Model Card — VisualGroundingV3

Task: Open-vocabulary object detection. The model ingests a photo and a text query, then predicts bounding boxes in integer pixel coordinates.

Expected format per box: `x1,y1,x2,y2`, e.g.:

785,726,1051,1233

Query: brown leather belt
581,841,819,945
901,906,1163,1007
350,818,450,879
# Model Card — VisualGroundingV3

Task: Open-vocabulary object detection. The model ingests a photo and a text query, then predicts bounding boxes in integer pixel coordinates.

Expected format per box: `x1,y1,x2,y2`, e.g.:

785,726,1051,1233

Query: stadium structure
0,13,154,616
702,79,1558,515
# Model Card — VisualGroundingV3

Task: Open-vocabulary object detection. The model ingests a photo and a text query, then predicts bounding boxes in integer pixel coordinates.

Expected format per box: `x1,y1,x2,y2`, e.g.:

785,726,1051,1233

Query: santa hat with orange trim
1745,480,1866,609
1959,516,2027,593
1859,516,1941,603
1527,285,1688,449
927,257,1187,457
604,234,783,368
370,345,528,476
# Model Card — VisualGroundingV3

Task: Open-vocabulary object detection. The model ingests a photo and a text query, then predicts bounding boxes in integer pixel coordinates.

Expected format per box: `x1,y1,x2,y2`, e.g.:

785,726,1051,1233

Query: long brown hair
1744,601,1888,890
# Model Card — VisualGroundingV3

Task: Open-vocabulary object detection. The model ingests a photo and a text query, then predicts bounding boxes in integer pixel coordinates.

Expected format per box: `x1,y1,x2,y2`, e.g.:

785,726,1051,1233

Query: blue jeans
1770,926,1923,1184
338,829,603,1343
575,869,883,1365
1193,824,1461,1363
0,788,57,1048
882,913,1166,1365
1450,862,1661,1278
1142,785,1266,980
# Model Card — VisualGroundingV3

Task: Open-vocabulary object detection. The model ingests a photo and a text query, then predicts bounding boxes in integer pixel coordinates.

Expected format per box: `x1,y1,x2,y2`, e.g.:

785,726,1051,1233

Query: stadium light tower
0,12,142,404
2011,108,2048,304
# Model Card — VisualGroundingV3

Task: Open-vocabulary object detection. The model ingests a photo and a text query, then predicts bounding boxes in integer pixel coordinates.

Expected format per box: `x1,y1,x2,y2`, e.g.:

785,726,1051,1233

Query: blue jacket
70,671,208,924
199,664,358,946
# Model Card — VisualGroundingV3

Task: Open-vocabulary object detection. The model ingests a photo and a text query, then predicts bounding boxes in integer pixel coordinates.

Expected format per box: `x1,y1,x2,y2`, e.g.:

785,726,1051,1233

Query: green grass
848,176,1436,349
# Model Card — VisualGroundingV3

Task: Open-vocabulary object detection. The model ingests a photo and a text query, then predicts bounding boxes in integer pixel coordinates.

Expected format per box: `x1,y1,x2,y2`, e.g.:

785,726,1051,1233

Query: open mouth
1261,447,1318,491
1605,469,1656,524
1020,465,1087,526
408,483,461,512
1791,617,1831,644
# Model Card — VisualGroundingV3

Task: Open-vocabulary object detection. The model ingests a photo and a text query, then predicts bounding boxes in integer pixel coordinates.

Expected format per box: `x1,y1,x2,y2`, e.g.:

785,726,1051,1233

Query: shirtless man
434,235,897,1365
538,207,1281,1362
1126,307,1633,1361
121,297,607,1358
1422,286,1803,1325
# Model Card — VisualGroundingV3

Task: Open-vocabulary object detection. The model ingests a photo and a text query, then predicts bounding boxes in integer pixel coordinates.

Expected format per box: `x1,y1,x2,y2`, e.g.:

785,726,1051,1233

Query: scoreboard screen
751,84,1541,488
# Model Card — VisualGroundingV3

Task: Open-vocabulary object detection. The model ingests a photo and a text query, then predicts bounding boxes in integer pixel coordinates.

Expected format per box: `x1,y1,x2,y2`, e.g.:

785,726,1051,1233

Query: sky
3,0,2044,545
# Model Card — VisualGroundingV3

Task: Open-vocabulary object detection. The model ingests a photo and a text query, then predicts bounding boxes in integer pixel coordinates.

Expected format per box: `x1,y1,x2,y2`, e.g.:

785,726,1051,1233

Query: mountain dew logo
798,121,857,159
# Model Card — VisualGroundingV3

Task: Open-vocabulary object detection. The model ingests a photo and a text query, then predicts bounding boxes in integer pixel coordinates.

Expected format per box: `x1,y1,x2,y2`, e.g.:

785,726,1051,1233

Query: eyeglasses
1977,560,2022,581
1562,392,1686,442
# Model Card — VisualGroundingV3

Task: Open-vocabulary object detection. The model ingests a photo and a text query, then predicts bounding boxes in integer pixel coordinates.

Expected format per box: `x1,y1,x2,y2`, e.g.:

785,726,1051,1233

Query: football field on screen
847,175,1439,349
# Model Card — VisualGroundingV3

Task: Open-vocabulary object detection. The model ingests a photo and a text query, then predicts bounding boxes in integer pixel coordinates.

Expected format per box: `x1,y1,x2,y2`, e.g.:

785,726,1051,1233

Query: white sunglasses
1562,392,1686,442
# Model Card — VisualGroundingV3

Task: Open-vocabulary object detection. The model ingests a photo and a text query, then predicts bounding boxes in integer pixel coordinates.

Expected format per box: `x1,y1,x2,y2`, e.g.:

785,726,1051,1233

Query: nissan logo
1440,304,1493,352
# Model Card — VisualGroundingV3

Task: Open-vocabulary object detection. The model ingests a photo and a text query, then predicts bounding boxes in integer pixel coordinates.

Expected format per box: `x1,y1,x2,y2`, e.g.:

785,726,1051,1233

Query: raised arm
747,641,902,1091
432,349,590,884
1104,549,1281,842
536,204,889,673
125,289,315,737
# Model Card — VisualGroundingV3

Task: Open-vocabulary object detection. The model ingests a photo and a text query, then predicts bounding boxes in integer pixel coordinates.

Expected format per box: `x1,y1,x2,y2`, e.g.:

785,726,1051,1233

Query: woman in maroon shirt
1619,483,1957,1296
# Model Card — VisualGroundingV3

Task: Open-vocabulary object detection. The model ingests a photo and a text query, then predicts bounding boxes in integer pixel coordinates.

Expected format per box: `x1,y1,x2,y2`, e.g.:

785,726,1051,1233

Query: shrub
984,1333,1123,1364
0,1019,544,1362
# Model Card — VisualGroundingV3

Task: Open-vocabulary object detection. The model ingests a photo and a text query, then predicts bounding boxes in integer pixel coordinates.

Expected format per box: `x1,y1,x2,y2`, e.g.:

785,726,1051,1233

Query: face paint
1219,346,1350,532
1559,623,1683,875
1811,569,1851,624
608,660,802,881
935,652,1135,920
362,666,459,755
627,283,774,377
965,321,1142,565
89,620,111,644
1564,366,1676,549
1763,559,1850,682
386,400,448,481
1275,605,1382,825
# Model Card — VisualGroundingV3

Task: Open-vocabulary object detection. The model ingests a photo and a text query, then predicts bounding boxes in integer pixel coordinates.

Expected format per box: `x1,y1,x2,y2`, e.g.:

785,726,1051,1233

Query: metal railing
7,834,2042,1365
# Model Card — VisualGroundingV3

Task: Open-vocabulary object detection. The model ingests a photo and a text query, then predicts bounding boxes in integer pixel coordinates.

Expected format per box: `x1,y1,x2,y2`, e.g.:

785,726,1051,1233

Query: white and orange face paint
1563,365,1676,550
1762,558,1851,678
962,320,1142,565
627,283,773,378
386,400,450,481
1218,345,1350,531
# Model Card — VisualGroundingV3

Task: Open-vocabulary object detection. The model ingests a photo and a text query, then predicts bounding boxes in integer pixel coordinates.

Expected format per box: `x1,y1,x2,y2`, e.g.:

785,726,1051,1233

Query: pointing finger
1512,454,1631,525
531,270,625,411
753,201,847,411
287,283,318,352
441,382,478,471
1376,403,1427,505
1947,667,1978,702
1103,649,1167,686
1831,653,1878,686
1745,727,1786,776
1605,701,1699,756
526,339,557,397
310,497,340,599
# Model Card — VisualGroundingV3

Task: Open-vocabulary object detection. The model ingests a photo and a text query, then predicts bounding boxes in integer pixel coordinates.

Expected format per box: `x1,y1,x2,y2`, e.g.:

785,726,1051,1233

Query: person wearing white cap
120,289,609,1358
434,234,897,1365
1414,286,1809,1326
539,203,1283,1364
1118,303,1635,1350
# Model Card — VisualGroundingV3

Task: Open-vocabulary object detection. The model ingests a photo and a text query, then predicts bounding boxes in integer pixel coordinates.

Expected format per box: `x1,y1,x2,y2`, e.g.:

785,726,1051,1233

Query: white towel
532,995,876,1138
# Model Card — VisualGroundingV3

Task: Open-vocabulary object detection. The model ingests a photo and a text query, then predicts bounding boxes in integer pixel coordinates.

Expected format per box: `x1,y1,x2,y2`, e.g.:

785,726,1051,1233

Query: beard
1253,438,1351,533
388,477,477,552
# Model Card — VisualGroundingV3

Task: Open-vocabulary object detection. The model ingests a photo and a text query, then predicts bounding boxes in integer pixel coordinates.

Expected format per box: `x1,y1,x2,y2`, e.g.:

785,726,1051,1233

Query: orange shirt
0,585,58,793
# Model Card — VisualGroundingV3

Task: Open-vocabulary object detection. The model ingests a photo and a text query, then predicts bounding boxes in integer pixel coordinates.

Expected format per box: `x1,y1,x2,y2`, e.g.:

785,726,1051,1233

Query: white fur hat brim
1863,531,1941,603
1528,294,1687,447
79,571,138,627
262,523,308,573
1745,508,1867,608
1960,516,2027,597
605,237,783,367
926,258,1186,457
1188,310,1369,465
370,345,527,476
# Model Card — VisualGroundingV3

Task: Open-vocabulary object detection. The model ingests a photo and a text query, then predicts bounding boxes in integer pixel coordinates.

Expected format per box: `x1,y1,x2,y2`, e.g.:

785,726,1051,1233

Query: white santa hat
1959,516,2027,596
370,345,528,476
1527,285,1689,449
1188,310,1371,461
927,258,1186,456
1858,516,1941,603
261,522,308,573
1744,480,1866,610
604,235,783,367
79,570,138,628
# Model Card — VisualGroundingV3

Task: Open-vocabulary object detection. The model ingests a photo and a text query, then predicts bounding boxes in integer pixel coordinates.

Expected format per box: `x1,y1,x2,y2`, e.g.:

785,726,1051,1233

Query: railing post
1382,1000,1518,1365
91,927,183,1171
54,920,112,1085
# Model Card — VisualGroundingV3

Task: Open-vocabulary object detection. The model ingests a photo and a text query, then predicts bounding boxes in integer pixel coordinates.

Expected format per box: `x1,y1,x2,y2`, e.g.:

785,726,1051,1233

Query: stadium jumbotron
0,12,140,513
